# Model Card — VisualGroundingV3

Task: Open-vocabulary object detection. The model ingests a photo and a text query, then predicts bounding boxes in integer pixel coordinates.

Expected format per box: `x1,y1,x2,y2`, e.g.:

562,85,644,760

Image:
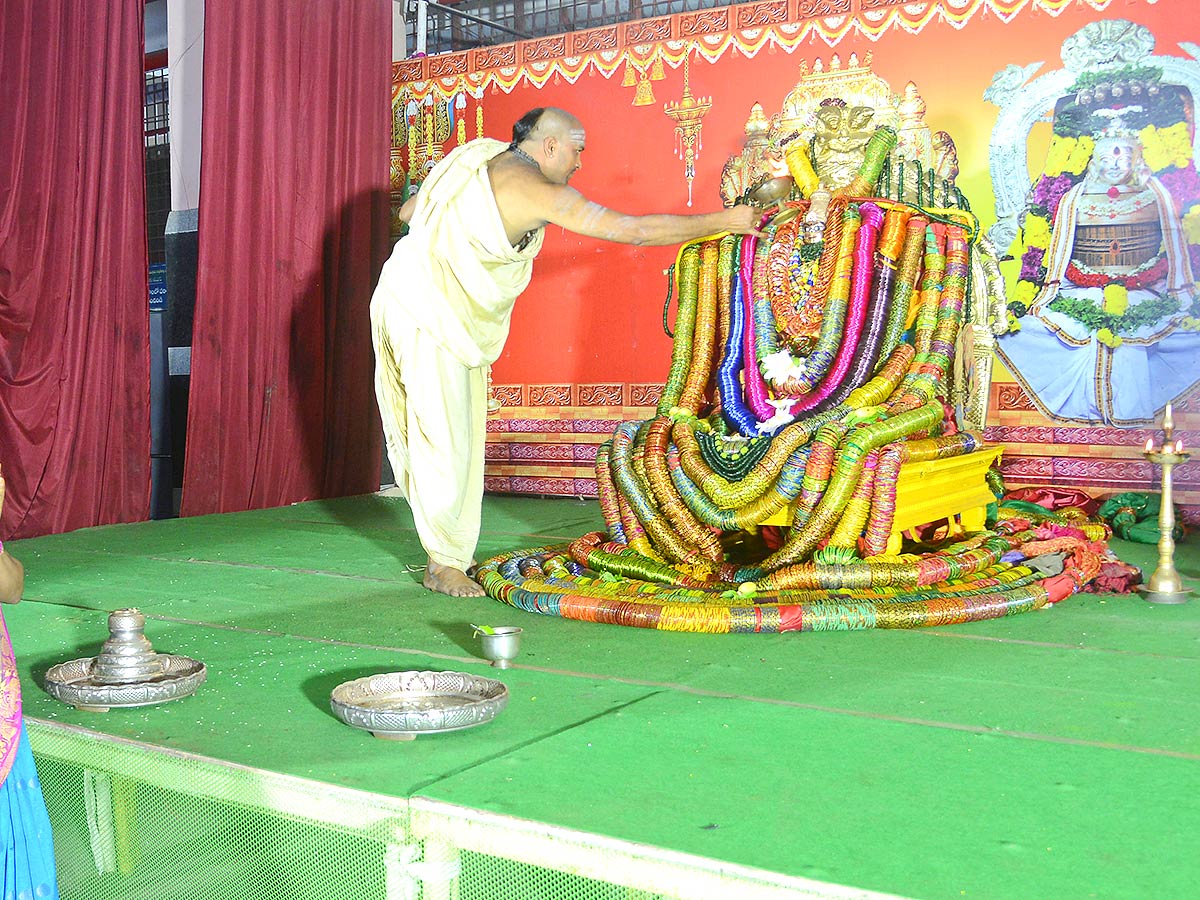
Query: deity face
1087,136,1143,189
812,104,875,189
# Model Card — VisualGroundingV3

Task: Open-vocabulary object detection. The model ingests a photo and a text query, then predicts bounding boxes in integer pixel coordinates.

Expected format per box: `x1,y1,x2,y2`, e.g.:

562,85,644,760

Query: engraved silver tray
330,670,508,741
44,655,207,712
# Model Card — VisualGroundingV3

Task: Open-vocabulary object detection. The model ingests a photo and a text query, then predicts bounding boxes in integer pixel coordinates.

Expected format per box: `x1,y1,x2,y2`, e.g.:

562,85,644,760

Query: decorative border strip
490,383,664,408
394,0,1116,100
481,381,1200,525
484,389,656,498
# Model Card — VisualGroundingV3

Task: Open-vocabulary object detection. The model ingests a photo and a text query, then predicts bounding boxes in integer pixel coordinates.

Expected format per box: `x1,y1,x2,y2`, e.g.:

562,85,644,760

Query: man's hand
718,204,765,236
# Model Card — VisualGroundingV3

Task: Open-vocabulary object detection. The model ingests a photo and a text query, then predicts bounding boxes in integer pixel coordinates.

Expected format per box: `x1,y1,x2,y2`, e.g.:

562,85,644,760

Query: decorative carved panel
997,456,1054,477
510,443,575,462
572,27,619,54
574,418,629,433
995,383,1038,411
573,478,599,498
737,2,791,28
484,475,512,492
859,0,911,10
503,417,576,433
795,0,852,16
1052,458,1153,481
491,384,524,407
511,476,576,495
631,384,664,406
981,425,1056,443
529,384,574,406
394,60,424,83
625,18,672,44
681,9,731,36
524,36,568,62
473,45,517,69
579,383,625,406
1052,427,1157,447
430,53,469,78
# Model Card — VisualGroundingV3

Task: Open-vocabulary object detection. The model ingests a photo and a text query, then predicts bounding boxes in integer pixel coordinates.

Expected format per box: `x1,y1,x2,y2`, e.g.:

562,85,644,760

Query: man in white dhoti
371,107,761,596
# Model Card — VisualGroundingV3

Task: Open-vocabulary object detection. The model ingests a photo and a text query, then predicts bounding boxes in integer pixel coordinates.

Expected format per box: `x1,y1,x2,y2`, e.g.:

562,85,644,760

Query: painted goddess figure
998,110,1200,425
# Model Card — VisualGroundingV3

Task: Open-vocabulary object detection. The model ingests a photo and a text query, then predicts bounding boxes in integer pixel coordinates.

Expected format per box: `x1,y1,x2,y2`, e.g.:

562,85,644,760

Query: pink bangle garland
739,235,776,423
790,202,883,414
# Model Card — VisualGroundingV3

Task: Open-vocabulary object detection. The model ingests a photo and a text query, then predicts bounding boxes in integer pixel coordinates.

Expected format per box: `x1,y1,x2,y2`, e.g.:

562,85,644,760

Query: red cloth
1082,560,1143,595
1003,486,1100,515
1041,574,1076,605
182,0,392,515
0,0,150,538
778,605,805,632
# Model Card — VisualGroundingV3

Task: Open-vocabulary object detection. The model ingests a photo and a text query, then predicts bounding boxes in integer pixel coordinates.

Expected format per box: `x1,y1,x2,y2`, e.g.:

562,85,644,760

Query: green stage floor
9,494,1200,900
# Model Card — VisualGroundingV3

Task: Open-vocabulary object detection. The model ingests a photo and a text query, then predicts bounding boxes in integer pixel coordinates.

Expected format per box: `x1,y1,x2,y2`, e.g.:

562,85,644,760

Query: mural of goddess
986,21,1200,425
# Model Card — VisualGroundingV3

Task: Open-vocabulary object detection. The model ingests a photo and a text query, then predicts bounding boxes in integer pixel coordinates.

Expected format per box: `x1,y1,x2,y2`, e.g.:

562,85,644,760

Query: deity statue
720,55,964,208
809,98,876,191
716,52,1003,430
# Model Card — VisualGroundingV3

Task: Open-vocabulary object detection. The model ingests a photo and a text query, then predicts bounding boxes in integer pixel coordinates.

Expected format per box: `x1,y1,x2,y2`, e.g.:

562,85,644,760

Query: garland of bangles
478,127,1114,633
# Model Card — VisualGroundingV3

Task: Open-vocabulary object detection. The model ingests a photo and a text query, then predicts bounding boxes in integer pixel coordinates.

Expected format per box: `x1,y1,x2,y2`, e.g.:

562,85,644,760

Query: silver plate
330,670,508,741
44,655,207,711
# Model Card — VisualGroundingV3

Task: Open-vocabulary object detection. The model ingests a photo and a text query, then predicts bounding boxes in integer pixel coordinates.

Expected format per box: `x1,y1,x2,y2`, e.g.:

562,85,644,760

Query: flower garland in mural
1007,64,1200,344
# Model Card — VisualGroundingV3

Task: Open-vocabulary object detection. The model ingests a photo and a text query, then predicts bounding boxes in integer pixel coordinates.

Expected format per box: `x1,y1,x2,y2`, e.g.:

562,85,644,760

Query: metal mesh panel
30,719,893,900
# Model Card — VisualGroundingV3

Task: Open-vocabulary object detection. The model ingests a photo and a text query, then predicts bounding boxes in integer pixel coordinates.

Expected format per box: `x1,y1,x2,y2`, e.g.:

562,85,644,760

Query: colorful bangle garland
479,127,1112,635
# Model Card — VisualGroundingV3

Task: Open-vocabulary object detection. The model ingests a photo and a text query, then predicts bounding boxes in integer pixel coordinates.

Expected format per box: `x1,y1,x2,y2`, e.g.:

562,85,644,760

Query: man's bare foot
424,560,485,597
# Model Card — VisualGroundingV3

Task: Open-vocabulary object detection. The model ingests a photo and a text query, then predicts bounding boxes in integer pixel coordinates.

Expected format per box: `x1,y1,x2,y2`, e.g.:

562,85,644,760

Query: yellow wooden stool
762,444,1004,555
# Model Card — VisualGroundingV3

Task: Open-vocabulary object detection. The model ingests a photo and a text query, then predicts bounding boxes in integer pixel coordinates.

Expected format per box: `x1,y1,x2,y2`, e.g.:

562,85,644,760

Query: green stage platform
9,494,1200,900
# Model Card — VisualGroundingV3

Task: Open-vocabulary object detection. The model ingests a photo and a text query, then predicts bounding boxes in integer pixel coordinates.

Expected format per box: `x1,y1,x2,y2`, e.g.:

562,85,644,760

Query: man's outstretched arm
527,181,761,247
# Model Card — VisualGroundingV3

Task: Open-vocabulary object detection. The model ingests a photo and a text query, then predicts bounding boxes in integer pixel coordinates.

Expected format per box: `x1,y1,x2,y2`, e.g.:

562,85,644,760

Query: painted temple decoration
663,55,711,207
390,88,482,238
720,53,1005,431
987,19,1200,425
625,49,667,107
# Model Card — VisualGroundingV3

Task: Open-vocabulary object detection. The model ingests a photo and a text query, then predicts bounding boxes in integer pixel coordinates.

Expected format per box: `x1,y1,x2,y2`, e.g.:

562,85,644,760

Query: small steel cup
478,627,522,669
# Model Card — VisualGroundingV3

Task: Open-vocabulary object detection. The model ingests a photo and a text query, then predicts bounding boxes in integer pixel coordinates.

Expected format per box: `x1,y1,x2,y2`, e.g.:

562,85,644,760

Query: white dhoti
372,308,488,569
370,138,543,570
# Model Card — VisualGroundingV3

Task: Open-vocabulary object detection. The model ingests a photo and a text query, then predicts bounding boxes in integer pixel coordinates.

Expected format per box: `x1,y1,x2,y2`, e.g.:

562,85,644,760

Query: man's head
512,107,585,184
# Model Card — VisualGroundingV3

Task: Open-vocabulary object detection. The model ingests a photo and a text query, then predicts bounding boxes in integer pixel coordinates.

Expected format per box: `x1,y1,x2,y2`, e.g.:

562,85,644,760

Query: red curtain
0,0,150,539
182,0,391,516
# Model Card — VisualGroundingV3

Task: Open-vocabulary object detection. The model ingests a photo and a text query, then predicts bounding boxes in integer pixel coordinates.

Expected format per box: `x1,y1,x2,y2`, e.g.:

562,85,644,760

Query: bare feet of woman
424,560,485,597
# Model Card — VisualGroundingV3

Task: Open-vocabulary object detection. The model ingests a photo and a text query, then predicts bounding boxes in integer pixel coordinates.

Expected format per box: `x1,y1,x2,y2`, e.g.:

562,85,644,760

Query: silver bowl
44,608,206,712
478,626,522,669
44,654,207,712
747,174,794,205
330,670,508,741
